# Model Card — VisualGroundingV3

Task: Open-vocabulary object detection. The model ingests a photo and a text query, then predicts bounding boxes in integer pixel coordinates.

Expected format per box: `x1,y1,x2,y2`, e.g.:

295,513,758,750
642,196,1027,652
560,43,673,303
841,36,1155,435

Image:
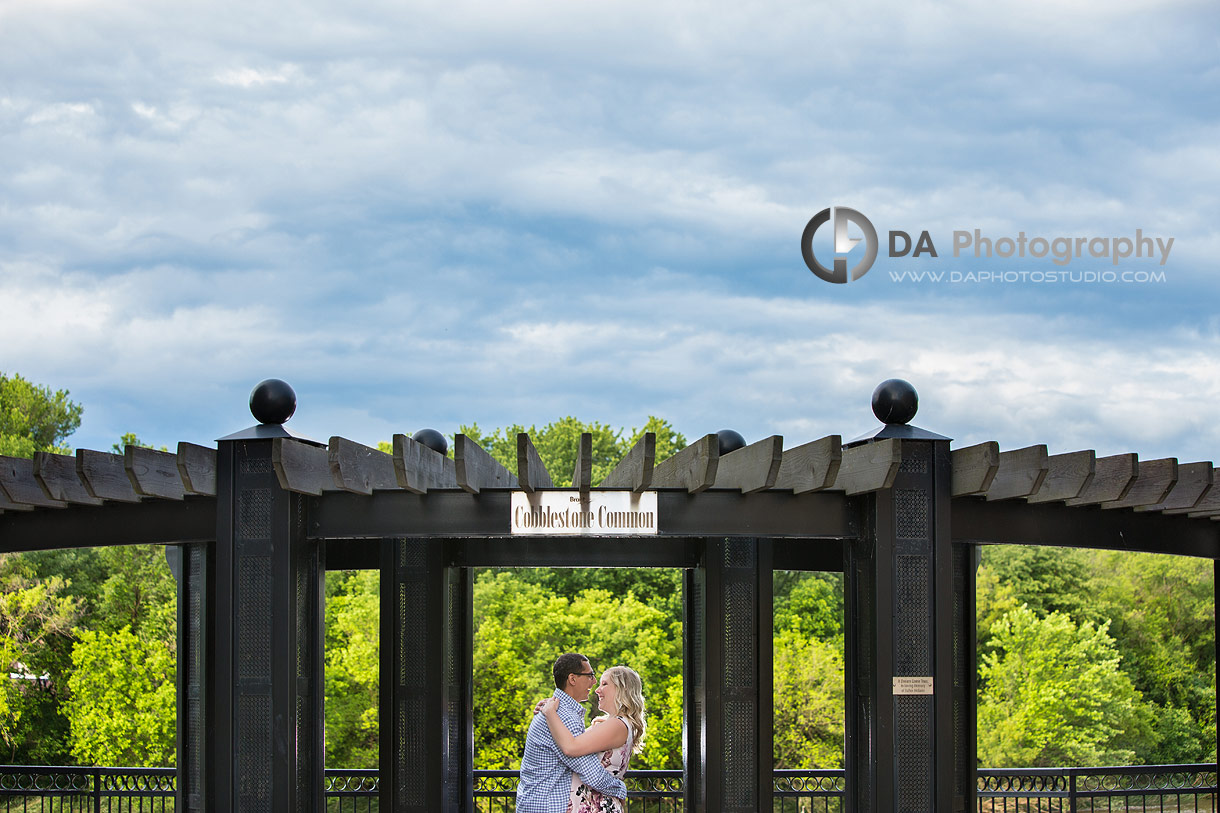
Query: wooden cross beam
125,446,186,500
1102,457,1176,510
516,433,553,492
393,434,458,494
984,445,1049,501
829,438,902,495
33,452,102,506
273,438,333,496
571,433,593,491
1065,453,1137,507
177,442,217,496
774,435,842,494
715,435,783,493
329,437,398,495
1026,450,1095,504
1151,463,1214,514
950,442,1000,497
0,455,66,508
598,432,655,492
454,434,517,493
652,434,719,492
77,450,141,503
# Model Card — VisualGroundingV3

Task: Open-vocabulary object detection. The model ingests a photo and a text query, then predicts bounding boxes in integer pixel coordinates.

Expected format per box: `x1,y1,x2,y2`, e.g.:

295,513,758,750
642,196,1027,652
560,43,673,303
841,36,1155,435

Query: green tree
111,433,168,454
0,566,81,761
472,571,683,770
774,571,842,641
0,372,82,457
64,626,176,766
324,570,380,768
1085,550,1215,762
773,629,844,768
977,605,1157,768
459,417,687,486
976,546,1098,654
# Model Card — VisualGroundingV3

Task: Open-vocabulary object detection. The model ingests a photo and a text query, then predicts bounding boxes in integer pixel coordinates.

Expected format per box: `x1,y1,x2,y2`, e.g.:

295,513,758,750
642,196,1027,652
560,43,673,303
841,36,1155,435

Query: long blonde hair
603,665,646,752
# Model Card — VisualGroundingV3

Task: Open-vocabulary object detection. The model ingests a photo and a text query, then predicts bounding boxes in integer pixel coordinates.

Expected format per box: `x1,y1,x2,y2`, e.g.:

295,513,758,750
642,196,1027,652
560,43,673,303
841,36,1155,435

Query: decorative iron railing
977,764,1219,813
0,765,176,811
5,764,1216,812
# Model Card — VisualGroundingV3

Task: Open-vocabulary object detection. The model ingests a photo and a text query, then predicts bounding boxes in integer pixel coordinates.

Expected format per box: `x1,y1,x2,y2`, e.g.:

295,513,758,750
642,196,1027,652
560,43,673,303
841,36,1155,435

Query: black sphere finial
250,379,297,425
872,379,918,425
717,429,747,455
412,428,448,456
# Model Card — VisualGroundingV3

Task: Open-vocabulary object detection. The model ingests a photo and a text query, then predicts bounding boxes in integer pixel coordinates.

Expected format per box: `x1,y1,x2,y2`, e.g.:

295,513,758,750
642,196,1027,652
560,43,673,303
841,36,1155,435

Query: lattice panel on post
237,694,272,805
393,539,430,810
896,695,934,813
894,555,932,674
895,488,930,539
185,544,206,813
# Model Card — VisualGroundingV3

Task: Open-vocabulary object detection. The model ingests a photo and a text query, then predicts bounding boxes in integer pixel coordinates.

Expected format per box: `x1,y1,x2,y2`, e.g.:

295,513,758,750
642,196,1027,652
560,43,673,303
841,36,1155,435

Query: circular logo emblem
801,206,879,283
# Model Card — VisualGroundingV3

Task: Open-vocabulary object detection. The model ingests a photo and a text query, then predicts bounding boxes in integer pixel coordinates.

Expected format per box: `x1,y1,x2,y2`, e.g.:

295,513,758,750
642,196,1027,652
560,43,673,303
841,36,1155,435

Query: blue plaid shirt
515,689,628,812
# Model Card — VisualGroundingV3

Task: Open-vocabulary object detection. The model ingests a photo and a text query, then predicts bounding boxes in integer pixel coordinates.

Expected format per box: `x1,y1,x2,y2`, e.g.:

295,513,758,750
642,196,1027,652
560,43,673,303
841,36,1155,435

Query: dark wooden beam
454,435,517,493
273,438,332,496
451,536,703,568
126,446,186,500
516,433,553,492
571,433,593,491
0,455,66,508
774,435,841,494
950,442,999,497
598,432,655,491
832,438,901,495
1141,462,1213,513
715,435,783,493
34,452,102,506
1026,450,1094,504
0,496,216,551
652,434,719,492
77,449,141,503
1102,457,1176,510
952,496,1220,558
984,445,1048,501
329,437,398,494
393,434,457,494
177,442,217,496
1065,453,1137,507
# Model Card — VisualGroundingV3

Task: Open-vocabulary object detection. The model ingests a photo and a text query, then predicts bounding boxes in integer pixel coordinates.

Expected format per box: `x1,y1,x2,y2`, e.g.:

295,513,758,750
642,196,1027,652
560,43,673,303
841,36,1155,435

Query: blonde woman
541,665,646,813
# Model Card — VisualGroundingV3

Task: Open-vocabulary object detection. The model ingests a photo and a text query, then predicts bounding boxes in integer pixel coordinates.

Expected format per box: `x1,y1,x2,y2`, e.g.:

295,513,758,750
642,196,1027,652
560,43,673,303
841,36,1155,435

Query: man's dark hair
553,653,591,689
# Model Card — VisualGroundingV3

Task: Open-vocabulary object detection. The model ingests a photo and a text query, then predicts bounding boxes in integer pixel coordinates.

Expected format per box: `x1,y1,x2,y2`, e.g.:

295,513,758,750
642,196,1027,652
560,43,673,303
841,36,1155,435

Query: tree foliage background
0,373,1215,771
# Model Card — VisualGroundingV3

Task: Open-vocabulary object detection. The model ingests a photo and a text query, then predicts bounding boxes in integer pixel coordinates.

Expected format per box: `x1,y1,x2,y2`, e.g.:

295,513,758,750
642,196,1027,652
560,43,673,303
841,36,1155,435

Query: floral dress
568,717,633,813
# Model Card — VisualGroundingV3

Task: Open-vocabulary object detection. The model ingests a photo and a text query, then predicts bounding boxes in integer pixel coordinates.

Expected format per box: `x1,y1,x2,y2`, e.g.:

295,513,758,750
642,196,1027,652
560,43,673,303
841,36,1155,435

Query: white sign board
510,491,659,535
892,676,934,695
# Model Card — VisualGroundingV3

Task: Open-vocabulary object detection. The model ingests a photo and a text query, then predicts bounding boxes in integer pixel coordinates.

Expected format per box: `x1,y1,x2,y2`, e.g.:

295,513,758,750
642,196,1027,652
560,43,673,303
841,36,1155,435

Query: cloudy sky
2,0,1218,469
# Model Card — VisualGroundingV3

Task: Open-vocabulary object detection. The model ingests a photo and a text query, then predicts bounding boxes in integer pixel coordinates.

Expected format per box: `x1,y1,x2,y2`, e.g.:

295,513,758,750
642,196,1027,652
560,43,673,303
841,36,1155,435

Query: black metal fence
0,766,175,812
5,764,1217,812
977,764,1219,813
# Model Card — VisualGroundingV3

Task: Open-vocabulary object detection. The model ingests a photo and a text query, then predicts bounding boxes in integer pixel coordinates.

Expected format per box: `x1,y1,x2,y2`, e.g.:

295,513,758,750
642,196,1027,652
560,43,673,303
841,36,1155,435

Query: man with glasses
516,652,627,812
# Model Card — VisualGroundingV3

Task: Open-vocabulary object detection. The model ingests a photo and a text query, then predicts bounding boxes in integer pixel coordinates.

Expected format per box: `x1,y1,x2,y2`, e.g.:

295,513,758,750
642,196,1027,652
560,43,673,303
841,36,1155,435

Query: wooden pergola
1,379,1216,813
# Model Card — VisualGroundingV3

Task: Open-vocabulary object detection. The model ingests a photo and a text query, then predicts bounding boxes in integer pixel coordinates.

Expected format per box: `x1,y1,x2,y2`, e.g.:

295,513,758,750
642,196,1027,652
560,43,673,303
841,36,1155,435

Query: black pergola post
176,542,209,813
685,537,773,813
380,538,471,812
209,436,325,813
844,435,974,813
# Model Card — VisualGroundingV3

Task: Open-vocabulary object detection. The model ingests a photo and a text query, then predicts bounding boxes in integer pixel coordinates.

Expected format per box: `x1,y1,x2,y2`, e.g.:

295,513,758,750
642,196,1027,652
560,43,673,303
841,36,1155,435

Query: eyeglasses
575,672,595,679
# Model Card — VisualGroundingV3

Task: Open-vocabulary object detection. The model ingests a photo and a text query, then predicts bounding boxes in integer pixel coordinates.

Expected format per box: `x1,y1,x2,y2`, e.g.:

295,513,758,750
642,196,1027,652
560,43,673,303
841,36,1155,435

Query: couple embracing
515,653,647,813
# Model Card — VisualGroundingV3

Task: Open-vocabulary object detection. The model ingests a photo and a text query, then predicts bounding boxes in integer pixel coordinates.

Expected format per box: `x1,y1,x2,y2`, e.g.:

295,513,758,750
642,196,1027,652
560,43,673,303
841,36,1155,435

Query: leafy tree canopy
978,605,1157,768
0,372,82,457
